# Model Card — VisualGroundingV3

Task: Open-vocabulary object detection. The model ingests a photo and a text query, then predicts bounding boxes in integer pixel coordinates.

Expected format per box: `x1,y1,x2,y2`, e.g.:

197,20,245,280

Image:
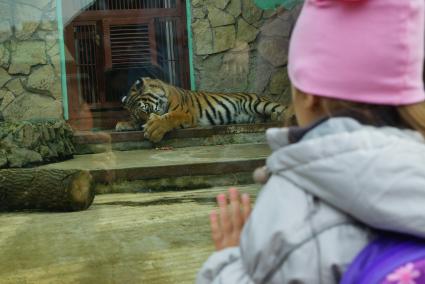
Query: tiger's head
122,77,169,123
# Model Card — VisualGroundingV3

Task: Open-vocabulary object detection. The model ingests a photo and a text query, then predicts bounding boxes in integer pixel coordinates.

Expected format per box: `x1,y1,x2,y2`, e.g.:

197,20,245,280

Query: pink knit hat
288,0,425,105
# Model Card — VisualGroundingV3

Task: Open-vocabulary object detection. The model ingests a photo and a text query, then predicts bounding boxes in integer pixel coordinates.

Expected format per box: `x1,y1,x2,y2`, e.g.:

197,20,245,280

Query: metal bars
75,0,177,10
74,24,100,104
155,17,180,86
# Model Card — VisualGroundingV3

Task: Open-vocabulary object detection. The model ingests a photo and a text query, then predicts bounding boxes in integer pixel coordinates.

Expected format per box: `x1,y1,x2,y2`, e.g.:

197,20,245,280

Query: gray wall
0,0,63,122
191,0,300,104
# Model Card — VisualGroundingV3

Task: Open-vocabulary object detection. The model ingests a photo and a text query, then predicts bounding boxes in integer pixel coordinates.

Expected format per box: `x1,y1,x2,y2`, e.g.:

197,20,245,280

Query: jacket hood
266,118,425,237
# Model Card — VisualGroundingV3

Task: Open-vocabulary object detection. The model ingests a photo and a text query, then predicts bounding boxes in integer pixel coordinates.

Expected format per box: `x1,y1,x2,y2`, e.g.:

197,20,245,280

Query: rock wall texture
0,120,75,168
0,0,299,123
191,0,301,104
0,0,63,123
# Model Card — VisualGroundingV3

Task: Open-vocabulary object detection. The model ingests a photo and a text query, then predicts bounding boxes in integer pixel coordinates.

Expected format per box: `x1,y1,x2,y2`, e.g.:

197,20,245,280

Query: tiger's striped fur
116,77,286,142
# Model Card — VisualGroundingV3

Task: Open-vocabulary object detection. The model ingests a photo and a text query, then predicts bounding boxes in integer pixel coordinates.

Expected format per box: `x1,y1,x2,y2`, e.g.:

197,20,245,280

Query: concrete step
40,143,270,193
74,122,279,154
0,185,260,284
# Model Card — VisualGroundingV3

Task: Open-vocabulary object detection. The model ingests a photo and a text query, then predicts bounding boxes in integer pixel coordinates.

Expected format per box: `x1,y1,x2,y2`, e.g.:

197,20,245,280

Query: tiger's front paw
115,121,138,132
143,114,172,143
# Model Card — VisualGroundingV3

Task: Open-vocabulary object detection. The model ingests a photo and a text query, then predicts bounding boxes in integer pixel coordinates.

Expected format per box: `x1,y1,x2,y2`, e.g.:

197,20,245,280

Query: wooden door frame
64,0,191,130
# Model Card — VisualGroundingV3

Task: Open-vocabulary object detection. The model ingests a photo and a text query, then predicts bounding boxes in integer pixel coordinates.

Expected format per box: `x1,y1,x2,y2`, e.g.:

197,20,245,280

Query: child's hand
209,187,251,251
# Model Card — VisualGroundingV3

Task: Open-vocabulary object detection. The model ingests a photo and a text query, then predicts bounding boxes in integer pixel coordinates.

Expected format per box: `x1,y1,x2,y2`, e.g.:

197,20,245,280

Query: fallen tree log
0,169,95,211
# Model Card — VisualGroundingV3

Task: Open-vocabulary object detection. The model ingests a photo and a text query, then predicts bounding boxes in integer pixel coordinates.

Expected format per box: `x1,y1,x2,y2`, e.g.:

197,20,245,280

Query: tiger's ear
155,78,167,89
154,79,168,95
141,77,151,86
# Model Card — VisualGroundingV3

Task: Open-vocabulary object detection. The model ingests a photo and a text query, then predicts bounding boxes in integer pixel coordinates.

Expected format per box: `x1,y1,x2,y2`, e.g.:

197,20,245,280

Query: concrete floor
0,185,260,284
40,143,270,171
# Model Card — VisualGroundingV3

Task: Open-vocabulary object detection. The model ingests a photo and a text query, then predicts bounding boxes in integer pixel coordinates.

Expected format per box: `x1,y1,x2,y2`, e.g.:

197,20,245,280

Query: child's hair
398,103,425,137
320,98,425,137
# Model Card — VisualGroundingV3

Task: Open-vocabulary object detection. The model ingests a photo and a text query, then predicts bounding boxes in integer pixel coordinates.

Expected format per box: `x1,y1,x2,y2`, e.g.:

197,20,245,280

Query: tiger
115,77,286,143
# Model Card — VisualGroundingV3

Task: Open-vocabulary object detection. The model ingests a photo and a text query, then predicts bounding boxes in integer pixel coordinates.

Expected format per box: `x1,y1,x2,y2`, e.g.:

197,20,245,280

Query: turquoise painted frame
55,0,196,117
56,0,69,120
185,0,196,90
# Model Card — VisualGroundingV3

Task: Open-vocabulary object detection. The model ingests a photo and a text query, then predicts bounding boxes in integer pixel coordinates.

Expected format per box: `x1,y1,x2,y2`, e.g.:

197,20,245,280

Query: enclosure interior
65,0,190,129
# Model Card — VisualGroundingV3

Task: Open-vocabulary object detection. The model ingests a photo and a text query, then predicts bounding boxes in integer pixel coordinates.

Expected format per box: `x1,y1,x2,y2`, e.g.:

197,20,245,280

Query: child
197,0,425,283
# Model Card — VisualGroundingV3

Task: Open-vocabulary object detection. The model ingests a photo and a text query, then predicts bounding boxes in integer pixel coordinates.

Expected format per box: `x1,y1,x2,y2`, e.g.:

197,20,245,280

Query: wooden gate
64,0,189,130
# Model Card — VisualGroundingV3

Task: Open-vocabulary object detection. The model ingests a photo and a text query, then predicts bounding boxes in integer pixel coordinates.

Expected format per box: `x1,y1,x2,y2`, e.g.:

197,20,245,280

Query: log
0,169,95,212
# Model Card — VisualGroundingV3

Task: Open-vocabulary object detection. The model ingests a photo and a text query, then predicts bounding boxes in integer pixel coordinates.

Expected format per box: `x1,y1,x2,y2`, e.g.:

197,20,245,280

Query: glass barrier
0,0,300,282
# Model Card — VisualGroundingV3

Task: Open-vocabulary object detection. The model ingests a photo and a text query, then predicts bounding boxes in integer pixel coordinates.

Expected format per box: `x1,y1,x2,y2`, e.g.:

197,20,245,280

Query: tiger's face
122,77,168,123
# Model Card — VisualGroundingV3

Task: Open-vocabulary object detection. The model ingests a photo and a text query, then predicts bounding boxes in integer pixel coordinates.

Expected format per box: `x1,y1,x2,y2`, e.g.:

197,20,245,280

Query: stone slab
74,123,280,145
40,143,271,184
73,123,280,154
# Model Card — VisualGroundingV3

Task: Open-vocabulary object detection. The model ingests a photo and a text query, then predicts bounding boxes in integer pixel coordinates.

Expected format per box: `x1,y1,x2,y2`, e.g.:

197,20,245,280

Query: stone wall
0,120,75,168
0,0,299,124
0,0,63,123
191,0,301,104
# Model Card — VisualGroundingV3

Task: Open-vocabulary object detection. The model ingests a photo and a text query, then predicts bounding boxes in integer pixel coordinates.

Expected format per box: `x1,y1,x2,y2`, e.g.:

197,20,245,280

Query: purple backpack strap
341,233,425,284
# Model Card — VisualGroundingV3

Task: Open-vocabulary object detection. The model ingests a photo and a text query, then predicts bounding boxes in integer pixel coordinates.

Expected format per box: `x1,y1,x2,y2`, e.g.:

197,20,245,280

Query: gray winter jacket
197,117,425,284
